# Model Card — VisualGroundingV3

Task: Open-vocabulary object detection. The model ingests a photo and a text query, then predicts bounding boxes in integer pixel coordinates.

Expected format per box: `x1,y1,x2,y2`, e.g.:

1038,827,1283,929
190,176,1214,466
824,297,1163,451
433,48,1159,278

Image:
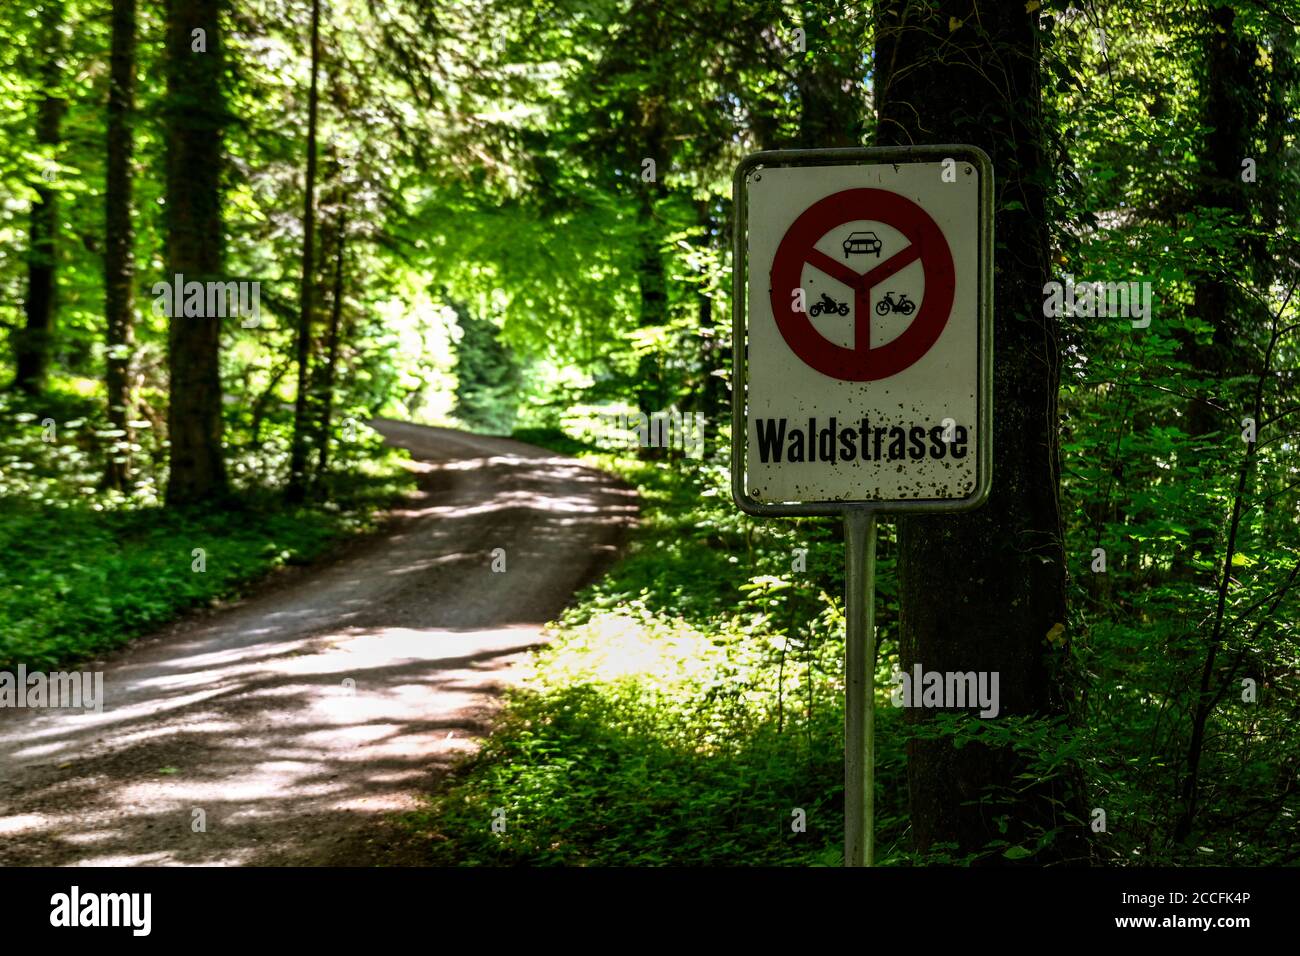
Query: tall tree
314,209,346,477
312,146,347,478
876,0,1087,861
619,9,672,421
13,2,67,396
163,0,228,505
1173,6,1281,845
287,0,322,503
692,197,722,433
104,0,137,489
1182,5,1261,442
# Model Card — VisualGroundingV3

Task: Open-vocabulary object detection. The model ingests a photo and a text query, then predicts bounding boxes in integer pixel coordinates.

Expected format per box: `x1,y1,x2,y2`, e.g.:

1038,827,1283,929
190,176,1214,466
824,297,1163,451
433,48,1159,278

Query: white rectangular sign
732,147,993,515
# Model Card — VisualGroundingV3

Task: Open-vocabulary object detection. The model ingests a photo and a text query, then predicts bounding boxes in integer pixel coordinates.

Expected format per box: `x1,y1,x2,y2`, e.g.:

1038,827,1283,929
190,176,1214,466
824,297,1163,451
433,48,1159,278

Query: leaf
1003,845,1034,860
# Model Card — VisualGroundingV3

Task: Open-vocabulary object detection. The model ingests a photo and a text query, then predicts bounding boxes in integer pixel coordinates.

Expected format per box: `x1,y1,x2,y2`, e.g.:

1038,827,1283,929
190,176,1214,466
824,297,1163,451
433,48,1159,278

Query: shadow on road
0,422,636,866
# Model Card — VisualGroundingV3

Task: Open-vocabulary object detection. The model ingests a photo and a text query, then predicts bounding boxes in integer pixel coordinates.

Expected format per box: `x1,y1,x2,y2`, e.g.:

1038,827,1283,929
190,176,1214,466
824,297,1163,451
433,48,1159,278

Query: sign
731,146,993,515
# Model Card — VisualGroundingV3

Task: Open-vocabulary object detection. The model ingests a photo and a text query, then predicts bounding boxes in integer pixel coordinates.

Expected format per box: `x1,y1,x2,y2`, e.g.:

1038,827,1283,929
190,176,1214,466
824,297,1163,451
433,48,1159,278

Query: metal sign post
731,146,994,867
843,508,876,866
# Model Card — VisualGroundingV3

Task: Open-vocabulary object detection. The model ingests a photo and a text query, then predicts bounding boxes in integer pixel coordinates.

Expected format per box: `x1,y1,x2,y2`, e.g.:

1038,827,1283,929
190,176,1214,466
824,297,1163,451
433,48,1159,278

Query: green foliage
1045,2,1300,861
0,0,1297,867
407,442,912,866
452,302,522,434
0,392,414,670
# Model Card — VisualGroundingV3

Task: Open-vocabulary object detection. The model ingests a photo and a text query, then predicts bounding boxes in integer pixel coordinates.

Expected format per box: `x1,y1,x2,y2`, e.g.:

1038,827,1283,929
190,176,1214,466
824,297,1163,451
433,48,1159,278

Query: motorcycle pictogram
808,293,850,318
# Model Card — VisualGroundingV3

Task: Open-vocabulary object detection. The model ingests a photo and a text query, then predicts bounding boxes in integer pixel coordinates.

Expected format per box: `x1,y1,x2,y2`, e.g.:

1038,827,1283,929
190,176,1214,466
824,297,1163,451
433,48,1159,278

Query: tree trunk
104,0,137,489
1172,5,1268,845
694,198,721,447
635,183,668,418
1262,27,1295,251
163,0,228,506
876,0,1086,863
1184,6,1258,441
287,0,322,503
14,6,67,397
316,212,346,477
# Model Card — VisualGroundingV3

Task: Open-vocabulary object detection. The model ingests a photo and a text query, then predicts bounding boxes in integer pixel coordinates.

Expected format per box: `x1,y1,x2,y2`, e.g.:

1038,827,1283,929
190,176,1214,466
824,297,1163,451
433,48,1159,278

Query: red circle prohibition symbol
769,188,956,382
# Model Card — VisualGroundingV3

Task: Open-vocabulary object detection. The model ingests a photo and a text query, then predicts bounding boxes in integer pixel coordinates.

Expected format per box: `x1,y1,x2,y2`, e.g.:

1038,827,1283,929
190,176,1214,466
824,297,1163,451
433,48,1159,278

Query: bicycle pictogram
875,291,915,316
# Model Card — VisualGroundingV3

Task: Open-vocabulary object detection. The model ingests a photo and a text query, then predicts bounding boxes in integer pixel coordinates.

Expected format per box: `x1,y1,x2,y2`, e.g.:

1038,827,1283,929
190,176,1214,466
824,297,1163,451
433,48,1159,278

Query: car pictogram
843,231,882,259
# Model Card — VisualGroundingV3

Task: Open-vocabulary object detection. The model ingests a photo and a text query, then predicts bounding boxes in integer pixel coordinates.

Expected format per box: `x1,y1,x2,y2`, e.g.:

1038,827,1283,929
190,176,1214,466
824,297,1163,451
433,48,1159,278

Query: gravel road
0,421,635,865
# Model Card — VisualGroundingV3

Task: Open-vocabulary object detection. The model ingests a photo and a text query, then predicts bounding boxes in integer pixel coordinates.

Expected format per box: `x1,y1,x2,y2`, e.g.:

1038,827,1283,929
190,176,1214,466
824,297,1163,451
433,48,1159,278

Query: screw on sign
768,188,955,382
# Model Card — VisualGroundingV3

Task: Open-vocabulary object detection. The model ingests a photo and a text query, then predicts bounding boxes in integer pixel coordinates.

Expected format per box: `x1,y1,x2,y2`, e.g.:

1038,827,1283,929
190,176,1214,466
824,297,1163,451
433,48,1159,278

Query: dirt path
0,421,636,866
